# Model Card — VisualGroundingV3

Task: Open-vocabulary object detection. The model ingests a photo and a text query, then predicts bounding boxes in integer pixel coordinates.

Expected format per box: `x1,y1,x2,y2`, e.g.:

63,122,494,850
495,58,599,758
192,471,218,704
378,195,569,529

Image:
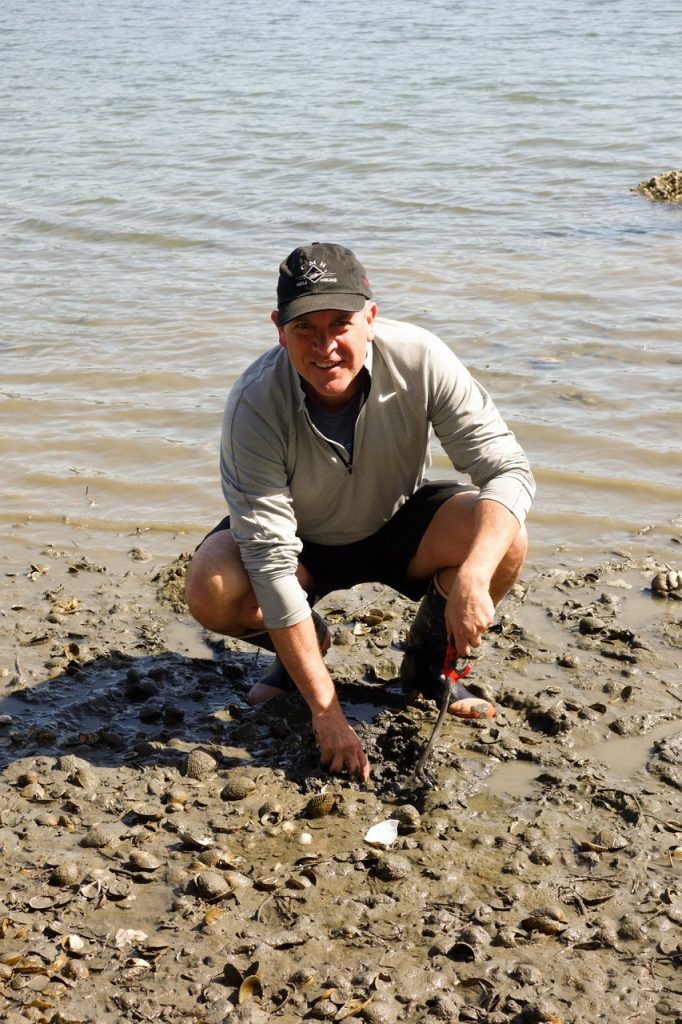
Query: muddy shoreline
1,538,681,1024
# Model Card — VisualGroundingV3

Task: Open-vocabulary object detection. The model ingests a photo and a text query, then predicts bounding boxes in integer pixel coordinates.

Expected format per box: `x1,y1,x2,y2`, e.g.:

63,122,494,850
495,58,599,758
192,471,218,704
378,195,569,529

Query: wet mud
1,545,681,1024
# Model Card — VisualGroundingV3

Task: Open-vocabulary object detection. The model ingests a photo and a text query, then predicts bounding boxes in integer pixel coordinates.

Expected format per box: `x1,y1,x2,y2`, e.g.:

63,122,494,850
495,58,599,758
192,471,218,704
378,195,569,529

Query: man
186,242,534,783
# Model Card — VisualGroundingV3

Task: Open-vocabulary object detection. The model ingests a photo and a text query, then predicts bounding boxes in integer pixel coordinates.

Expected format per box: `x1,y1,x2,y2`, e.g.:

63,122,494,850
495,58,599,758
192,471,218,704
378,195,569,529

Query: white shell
114,928,148,949
364,819,400,848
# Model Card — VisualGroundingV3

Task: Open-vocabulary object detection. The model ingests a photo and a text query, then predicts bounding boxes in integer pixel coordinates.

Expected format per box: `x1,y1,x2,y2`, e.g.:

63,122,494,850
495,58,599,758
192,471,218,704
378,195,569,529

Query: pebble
374,854,412,882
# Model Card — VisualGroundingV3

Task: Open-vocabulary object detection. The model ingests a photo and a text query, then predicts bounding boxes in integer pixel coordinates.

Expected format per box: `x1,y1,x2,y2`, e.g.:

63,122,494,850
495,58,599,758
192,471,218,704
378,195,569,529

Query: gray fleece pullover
220,317,535,629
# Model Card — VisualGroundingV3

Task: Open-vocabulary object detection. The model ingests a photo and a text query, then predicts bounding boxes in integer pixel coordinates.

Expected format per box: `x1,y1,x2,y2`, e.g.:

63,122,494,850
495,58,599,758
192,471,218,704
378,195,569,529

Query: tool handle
443,637,471,683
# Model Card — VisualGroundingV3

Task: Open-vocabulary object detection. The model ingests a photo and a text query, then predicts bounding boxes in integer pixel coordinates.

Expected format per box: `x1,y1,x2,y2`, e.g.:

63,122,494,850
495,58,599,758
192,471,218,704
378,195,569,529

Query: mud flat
1,537,681,1024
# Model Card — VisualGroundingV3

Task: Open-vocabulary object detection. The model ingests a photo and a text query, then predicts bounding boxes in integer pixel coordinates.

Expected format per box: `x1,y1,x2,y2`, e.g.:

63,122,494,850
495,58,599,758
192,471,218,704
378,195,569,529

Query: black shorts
202,480,474,602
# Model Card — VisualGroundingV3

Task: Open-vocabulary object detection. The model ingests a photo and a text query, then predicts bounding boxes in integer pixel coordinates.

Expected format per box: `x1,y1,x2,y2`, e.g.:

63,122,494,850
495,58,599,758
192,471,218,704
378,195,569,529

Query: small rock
579,615,607,635
374,854,412,882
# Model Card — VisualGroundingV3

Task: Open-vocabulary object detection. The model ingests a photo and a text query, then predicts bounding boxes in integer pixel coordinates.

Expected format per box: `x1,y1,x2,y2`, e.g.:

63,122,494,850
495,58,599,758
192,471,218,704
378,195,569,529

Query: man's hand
269,617,370,782
445,566,495,656
439,498,524,656
313,701,370,782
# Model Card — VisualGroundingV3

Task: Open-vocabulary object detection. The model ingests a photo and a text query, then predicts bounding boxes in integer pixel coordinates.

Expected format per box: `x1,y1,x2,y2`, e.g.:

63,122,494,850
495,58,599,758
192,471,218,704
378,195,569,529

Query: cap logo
297,260,338,287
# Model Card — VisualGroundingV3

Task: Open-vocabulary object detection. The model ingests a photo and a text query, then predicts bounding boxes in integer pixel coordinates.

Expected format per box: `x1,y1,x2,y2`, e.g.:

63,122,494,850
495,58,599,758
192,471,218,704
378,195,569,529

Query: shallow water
2,0,681,570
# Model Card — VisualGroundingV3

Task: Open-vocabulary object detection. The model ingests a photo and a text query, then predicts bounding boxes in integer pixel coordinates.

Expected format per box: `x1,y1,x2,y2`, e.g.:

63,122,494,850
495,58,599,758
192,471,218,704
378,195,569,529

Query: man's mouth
314,361,340,369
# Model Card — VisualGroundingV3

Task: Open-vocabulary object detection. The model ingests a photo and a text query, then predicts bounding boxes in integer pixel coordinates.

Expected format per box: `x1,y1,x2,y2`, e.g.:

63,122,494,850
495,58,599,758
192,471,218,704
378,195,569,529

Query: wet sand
1,535,681,1024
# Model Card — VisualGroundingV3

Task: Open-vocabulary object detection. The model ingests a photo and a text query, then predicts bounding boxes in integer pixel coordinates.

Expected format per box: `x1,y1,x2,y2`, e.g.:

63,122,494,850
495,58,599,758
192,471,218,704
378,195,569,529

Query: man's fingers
318,744,370,782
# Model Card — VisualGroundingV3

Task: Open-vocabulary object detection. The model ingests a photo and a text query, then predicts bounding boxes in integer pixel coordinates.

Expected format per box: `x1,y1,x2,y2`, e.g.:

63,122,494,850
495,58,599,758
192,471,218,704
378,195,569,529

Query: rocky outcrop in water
633,169,682,203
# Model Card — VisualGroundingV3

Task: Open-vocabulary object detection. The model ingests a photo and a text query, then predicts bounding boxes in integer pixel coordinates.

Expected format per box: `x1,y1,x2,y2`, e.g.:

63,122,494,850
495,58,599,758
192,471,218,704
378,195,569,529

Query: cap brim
277,292,367,326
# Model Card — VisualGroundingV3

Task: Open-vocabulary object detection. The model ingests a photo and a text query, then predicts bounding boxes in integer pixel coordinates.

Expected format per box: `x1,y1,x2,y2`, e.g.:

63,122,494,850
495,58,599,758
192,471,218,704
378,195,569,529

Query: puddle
476,758,543,803
575,717,681,776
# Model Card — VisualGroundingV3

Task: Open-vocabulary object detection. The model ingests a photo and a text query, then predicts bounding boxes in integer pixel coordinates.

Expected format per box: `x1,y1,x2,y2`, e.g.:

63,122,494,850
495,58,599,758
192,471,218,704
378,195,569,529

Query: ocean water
2,0,681,569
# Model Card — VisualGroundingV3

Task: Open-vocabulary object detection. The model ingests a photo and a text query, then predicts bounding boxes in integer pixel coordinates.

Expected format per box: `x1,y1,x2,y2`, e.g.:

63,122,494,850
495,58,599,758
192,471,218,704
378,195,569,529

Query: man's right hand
269,617,370,782
312,701,370,782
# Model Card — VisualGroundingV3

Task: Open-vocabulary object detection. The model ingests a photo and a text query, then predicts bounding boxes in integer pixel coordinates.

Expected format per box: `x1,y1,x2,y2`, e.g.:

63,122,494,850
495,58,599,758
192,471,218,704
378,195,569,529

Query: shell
652,570,681,594
392,804,421,833
220,775,257,801
364,820,400,848
128,850,162,872
80,827,114,849
185,748,218,780
591,828,628,852
178,827,215,850
303,793,342,819
50,861,81,887
62,960,89,982
238,974,263,1003
529,842,557,865
193,870,231,900
62,934,86,955
258,801,283,825
520,906,567,935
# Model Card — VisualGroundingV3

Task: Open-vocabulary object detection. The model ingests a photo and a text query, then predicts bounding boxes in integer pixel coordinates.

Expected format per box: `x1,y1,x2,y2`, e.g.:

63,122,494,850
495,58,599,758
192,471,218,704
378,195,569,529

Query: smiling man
185,242,535,782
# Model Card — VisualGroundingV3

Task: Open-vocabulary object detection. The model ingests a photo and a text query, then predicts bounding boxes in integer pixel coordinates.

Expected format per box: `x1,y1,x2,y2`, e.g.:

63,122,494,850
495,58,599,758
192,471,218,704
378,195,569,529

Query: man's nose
312,329,338,353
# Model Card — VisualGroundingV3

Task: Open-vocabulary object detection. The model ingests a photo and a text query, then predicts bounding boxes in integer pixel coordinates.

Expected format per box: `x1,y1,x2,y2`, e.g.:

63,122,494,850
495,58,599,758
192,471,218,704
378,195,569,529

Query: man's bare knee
185,533,253,635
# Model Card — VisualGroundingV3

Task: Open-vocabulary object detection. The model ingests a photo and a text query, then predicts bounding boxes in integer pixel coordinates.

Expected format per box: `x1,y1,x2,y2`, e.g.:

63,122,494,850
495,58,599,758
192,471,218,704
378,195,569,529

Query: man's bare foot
447,678,495,719
247,680,289,705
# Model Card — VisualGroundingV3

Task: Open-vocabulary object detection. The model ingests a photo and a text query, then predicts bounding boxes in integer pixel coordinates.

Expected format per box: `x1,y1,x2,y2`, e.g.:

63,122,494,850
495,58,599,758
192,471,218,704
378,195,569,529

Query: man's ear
271,310,286,347
366,302,378,341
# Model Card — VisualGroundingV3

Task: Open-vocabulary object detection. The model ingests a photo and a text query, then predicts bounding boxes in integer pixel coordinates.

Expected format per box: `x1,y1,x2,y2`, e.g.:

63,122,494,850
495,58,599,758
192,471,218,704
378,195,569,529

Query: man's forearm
269,617,370,781
268,617,336,713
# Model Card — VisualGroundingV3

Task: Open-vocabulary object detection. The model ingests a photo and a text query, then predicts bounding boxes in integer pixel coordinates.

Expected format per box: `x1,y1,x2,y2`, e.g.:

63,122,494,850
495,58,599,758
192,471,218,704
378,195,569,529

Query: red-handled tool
442,639,494,720
408,639,493,788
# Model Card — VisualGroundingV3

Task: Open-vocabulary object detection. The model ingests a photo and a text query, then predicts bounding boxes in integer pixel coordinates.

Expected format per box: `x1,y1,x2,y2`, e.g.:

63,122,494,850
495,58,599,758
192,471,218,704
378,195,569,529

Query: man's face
273,304,377,410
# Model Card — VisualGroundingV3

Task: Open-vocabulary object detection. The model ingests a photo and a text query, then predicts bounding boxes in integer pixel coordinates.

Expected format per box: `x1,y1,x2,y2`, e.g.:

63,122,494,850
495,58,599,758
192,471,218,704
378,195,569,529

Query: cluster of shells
633,169,682,203
651,568,682,596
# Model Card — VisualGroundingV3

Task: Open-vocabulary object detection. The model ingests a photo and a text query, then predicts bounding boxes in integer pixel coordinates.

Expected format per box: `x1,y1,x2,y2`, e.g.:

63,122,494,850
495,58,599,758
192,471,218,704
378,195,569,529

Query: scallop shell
185,748,218,780
221,776,257,801
303,793,341,819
